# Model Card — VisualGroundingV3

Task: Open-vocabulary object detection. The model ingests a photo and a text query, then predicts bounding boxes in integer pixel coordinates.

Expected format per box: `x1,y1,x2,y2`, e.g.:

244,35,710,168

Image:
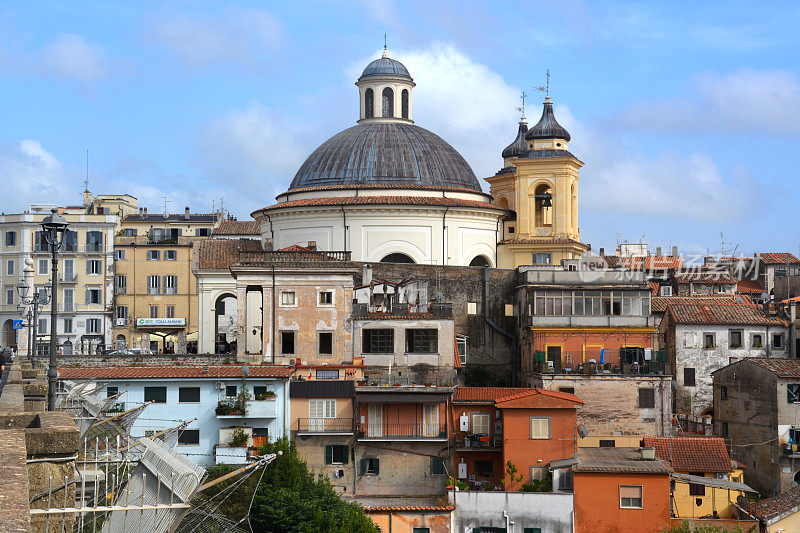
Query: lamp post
16,278,49,361
41,209,68,411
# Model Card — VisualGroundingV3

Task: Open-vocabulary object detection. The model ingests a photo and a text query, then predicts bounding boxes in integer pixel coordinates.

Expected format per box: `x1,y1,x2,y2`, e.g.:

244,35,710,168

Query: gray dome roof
288,122,481,191
525,97,571,142
502,120,529,158
360,57,411,80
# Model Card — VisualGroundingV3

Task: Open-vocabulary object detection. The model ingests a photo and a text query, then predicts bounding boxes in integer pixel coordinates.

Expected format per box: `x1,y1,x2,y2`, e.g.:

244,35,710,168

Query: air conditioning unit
215,381,225,390
115,319,126,326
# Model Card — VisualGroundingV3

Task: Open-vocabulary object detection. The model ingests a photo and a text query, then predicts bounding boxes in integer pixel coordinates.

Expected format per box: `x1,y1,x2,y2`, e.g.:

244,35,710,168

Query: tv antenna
84,150,90,193
162,196,171,215
537,69,550,97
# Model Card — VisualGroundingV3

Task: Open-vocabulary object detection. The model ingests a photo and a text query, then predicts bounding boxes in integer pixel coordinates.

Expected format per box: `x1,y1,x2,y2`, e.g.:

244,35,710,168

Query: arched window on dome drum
401,89,409,119
364,88,374,119
382,87,394,117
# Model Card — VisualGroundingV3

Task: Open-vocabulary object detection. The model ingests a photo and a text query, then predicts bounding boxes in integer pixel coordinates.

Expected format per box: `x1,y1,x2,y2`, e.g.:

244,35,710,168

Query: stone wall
55,353,236,367
363,263,519,385
354,442,448,497
529,374,674,438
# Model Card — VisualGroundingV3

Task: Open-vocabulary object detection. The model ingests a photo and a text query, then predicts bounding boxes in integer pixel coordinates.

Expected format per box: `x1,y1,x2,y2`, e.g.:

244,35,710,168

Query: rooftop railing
238,250,351,264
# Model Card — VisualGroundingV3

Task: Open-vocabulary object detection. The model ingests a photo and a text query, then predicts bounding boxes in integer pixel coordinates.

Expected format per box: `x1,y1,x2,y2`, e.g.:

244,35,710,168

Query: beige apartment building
112,207,221,353
0,200,126,355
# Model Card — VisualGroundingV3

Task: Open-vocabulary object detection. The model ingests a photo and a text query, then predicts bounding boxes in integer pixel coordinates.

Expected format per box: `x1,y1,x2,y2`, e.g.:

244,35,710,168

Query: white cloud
0,140,72,211
618,69,800,135
561,106,755,223
149,8,283,70
37,33,109,84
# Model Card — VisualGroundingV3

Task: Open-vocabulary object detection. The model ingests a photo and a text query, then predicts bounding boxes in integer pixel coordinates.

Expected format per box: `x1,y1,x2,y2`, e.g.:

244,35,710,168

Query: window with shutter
471,413,491,435
788,384,800,403
638,388,655,408
619,485,643,508
530,417,551,439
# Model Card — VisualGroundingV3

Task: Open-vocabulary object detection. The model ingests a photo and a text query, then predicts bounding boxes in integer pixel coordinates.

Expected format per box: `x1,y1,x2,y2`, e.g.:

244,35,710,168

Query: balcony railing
529,358,667,376
454,433,502,449
238,250,351,264
295,418,354,433
60,274,78,283
352,302,453,318
358,422,447,440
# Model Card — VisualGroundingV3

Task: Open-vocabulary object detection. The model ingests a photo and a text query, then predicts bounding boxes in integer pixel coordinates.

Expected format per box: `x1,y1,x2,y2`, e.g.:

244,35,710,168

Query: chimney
640,447,656,461
656,246,662,257
184,206,190,220
264,237,274,251
138,207,143,215
307,241,317,251
599,247,605,256
363,264,373,286
143,207,148,216
672,245,678,257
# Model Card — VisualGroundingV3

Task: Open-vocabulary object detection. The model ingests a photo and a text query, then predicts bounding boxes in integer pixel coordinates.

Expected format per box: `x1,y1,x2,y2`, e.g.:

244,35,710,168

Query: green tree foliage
661,521,754,533
250,439,379,533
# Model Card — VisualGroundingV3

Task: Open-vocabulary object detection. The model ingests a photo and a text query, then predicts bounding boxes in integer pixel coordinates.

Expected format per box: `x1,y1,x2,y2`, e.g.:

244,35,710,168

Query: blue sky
1,0,799,257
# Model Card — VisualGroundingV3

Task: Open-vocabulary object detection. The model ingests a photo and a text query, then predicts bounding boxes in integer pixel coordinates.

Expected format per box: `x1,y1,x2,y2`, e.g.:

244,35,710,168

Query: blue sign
12,320,23,330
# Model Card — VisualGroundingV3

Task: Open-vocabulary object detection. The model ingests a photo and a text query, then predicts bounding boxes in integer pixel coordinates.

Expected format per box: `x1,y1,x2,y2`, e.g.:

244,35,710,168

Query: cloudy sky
1,1,798,256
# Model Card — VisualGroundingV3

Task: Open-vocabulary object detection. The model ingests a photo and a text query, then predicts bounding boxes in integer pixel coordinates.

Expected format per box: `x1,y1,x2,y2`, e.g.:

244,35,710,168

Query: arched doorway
2,319,16,349
116,334,126,350
214,293,238,354
62,340,73,355
469,255,491,267
380,253,415,264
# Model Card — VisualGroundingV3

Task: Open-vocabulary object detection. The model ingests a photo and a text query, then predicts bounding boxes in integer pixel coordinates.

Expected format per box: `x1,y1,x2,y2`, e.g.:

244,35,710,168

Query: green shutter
325,445,333,465
342,446,349,465
360,458,366,475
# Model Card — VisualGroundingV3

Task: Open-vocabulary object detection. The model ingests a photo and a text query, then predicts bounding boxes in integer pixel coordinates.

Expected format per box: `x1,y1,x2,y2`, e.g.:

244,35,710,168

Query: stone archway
380,253,416,264
469,255,491,267
2,319,16,349
214,293,238,354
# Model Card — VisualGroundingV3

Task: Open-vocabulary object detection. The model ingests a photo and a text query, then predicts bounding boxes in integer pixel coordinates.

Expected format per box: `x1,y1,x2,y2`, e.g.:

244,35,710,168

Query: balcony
453,433,503,451
215,399,277,419
59,273,78,284
357,422,447,441
352,302,453,318
295,418,354,434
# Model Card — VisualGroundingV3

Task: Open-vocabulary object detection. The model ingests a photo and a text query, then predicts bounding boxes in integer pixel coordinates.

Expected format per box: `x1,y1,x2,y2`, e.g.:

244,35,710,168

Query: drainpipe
271,266,276,364
265,214,274,240
340,206,347,251
388,510,392,533
495,216,501,263
442,206,449,266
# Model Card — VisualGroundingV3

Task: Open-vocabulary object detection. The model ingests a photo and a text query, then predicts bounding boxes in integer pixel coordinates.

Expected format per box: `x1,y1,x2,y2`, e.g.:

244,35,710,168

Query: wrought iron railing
358,422,447,439
295,418,354,433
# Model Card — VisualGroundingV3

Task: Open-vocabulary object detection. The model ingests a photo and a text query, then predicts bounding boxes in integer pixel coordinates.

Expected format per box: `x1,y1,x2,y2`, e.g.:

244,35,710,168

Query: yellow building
487,97,589,269
112,207,220,353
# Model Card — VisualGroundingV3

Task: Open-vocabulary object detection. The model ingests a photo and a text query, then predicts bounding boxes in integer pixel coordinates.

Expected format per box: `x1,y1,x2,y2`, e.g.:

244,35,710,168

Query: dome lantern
525,96,571,150
356,48,415,124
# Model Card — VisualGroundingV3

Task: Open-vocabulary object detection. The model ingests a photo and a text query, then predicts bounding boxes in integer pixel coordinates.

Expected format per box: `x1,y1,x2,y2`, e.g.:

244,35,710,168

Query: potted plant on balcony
255,390,276,401
216,400,237,416
229,427,249,447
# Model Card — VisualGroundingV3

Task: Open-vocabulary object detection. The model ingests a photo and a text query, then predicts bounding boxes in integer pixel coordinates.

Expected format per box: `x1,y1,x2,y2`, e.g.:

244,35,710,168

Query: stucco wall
450,490,573,533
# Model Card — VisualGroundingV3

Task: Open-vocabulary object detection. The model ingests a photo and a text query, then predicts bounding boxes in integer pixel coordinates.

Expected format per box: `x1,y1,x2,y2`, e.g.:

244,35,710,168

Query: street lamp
41,208,67,411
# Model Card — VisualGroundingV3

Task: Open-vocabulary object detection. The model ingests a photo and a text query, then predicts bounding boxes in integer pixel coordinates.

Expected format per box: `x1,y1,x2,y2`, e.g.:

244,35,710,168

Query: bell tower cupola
356,46,415,124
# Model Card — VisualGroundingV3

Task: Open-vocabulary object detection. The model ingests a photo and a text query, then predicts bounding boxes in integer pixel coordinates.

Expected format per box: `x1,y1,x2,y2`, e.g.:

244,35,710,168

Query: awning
671,473,757,493
356,392,450,404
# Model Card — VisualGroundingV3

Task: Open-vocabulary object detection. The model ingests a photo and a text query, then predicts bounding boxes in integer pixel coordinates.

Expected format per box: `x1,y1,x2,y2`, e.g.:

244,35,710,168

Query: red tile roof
454,387,532,403
278,244,314,252
364,505,455,512
758,252,800,265
673,272,735,284
212,220,259,235
497,237,589,246
736,279,764,294
651,295,748,313
494,388,584,405
197,238,263,270
643,436,733,473
666,303,787,326
261,196,504,212
621,256,684,271
747,485,800,521
58,365,294,380
649,281,660,295
741,358,800,378
355,313,439,320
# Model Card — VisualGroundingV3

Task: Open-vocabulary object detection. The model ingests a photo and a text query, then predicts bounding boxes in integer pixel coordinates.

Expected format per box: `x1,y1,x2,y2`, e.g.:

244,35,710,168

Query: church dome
525,97,571,142
501,120,529,159
288,122,481,191
359,55,411,80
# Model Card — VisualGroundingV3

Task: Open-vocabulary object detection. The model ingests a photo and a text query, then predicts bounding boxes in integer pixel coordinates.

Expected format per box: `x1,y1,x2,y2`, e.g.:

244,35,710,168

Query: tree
249,439,379,533
661,522,753,533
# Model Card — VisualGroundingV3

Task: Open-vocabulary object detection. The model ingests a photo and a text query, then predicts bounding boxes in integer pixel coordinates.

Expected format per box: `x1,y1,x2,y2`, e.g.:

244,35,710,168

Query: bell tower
487,96,589,268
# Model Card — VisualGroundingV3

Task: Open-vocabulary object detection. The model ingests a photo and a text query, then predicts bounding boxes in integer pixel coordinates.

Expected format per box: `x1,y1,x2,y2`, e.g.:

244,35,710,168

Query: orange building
573,447,672,533
452,387,583,491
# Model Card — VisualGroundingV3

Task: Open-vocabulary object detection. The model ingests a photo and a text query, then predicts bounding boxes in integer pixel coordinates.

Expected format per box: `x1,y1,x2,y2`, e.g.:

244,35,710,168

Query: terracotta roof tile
197,239,263,270
673,272,736,284
643,436,733,473
736,279,765,294
212,220,259,235
498,237,589,246
261,196,504,212
454,387,531,403
651,295,747,313
649,281,660,295
747,485,800,520
739,358,800,379
123,213,218,223
58,365,294,380
621,256,684,271
666,303,787,326
758,252,800,264
494,388,584,405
